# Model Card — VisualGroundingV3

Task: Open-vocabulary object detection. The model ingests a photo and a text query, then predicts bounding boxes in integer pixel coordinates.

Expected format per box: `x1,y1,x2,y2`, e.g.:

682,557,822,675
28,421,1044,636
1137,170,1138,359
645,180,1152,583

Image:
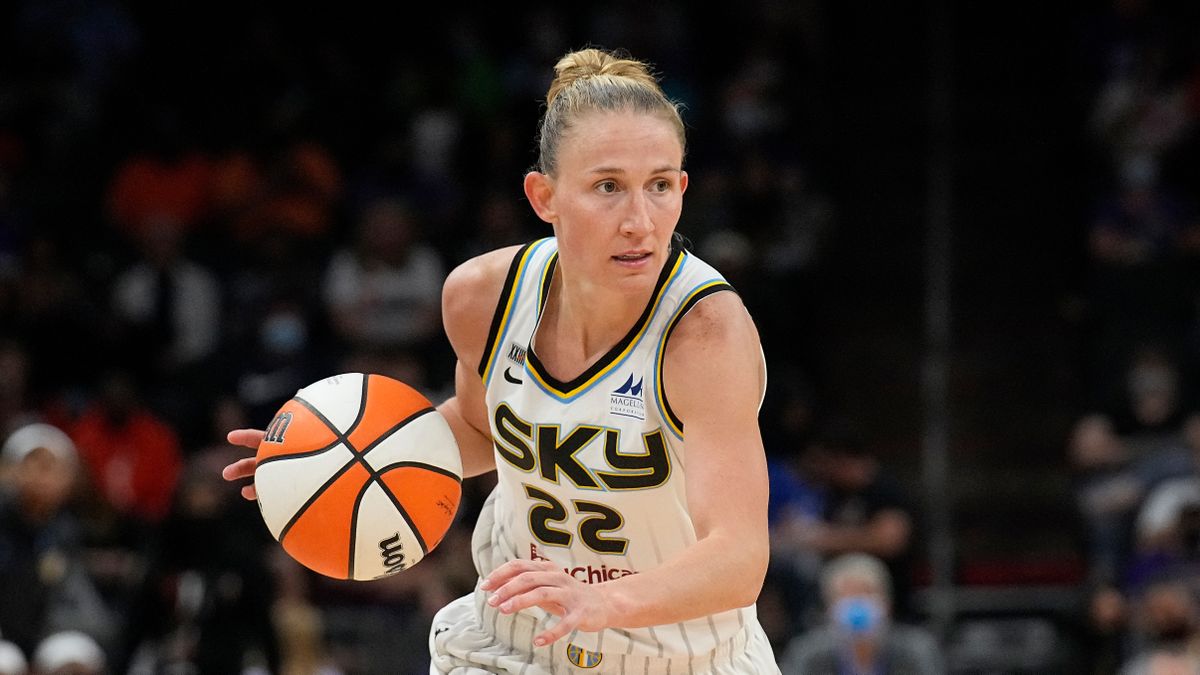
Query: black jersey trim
526,248,684,398
657,282,736,435
477,241,539,381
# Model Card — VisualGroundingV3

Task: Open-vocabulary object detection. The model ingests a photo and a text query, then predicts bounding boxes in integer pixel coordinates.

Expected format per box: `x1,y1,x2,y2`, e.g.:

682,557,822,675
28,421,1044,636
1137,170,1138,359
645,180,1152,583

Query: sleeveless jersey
472,237,766,662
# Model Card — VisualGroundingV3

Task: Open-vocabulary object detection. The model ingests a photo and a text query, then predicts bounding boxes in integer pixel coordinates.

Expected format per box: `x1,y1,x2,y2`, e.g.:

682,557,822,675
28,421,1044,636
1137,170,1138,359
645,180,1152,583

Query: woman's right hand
222,429,265,500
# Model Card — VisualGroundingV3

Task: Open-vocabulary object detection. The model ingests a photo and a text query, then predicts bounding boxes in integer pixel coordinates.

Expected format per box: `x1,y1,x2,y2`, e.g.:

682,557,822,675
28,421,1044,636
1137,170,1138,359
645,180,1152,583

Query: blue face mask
832,596,886,636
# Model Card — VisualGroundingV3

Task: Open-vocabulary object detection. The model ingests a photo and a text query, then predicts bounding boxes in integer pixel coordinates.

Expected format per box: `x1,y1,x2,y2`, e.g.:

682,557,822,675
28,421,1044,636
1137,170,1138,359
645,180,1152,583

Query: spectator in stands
225,140,343,246
0,424,116,660
123,442,279,674
104,105,212,241
1094,492,1200,667
321,195,445,386
1072,349,1200,622
30,630,105,675
1080,405,1200,655
763,384,827,641
63,370,179,668
0,638,25,675
1083,157,1198,402
1088,35,1195,182
1117,580,1200,674
1121,406,1200,584
110,220,221,378
4,236,94,399
269,549,345,675
69,371,182,526
775,421,918,623
1071,413,1148,588
108,218,222,440
779,553,944,675
216,209,335,425
1111,346,1193,455
1134,477,1200,559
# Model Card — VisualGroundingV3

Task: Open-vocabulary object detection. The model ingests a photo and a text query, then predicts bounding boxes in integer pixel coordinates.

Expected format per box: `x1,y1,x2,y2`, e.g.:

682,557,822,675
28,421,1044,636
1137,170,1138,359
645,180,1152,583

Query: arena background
1,1,1198,673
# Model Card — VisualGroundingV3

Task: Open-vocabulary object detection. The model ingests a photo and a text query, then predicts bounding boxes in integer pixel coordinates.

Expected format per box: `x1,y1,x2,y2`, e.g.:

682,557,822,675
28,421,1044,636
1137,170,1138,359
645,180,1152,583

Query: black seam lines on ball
278,375,439,559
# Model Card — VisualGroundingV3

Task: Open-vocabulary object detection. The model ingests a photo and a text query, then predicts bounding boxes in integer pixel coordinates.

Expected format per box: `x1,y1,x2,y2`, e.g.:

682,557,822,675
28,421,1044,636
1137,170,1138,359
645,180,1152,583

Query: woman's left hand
481,559,616,646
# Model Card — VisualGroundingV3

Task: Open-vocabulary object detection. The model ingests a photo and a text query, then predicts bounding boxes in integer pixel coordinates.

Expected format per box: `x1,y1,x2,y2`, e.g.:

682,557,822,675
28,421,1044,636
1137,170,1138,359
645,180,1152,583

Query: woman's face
539,110,687,294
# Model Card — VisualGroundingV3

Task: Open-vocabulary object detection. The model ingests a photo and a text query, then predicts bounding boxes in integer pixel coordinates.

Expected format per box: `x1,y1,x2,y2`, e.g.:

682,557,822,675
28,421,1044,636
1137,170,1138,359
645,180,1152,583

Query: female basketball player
224,47,780,673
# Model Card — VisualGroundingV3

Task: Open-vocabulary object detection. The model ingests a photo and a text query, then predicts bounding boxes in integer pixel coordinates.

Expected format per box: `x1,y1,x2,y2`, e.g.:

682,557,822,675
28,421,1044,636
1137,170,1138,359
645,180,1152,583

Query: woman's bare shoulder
442,245,527,357
664,290,765,409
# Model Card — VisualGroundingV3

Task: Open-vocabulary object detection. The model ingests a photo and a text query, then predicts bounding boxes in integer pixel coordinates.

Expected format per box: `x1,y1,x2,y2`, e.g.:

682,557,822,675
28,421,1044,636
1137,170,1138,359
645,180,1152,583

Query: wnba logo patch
507,342,527,365
609,373,645,420
566,644,602,669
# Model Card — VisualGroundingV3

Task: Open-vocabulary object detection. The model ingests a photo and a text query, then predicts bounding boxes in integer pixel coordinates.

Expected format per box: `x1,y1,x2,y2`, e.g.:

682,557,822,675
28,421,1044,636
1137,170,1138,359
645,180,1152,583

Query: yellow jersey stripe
526,251,686,402
479,239,549,384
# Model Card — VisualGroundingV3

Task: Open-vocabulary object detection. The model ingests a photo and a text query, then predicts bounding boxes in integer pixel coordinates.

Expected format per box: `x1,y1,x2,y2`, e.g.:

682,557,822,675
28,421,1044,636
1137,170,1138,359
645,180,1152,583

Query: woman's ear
524,171,556,224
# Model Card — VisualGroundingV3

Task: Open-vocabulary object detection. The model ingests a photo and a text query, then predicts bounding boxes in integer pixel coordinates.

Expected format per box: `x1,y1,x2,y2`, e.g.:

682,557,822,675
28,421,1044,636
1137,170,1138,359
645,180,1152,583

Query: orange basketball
253,372,462,580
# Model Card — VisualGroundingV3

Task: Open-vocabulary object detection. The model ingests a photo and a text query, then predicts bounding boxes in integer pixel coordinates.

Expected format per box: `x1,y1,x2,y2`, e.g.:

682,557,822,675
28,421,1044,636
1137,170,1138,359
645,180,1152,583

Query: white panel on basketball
361,411,462,476
294,373,365,434
255,443,357,539
352,481,425,580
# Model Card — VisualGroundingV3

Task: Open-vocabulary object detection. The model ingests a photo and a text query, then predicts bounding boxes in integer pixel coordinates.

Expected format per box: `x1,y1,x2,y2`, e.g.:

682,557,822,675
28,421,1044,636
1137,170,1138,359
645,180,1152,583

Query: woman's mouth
613,251,651,263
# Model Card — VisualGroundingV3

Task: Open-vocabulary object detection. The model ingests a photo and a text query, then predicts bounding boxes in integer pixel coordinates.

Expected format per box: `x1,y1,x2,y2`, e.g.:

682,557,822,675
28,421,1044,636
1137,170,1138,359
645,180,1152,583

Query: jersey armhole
477,241,537,383
653,282,735,439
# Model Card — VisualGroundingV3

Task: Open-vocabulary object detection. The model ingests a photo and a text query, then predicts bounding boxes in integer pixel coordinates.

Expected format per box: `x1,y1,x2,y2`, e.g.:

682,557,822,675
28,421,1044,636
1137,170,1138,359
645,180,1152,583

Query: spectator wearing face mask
780,553,944,675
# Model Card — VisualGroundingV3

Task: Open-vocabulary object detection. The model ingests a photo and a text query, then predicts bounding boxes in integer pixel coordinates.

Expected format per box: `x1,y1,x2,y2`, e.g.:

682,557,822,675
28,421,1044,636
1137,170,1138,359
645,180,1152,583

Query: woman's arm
436,244,529,477
597,290,770,620
223,246,522,491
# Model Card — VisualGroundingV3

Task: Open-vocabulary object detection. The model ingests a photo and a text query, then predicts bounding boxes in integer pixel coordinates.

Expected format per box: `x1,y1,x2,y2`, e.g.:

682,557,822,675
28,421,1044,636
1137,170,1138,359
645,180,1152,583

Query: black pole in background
922,0,956,640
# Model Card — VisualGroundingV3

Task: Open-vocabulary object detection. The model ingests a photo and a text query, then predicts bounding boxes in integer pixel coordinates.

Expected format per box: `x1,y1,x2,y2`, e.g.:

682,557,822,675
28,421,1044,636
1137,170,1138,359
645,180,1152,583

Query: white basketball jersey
473,237,765,662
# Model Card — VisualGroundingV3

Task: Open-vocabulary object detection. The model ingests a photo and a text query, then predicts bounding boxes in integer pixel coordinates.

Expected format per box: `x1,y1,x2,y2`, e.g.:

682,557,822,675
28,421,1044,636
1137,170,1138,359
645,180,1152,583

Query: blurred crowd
0,1,1198,674
0,3,837,673
1065,0,1200,674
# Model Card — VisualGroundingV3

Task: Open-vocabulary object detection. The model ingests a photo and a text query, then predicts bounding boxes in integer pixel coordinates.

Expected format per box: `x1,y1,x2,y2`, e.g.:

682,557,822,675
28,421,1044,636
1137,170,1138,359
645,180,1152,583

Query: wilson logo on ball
264,411,293,444
379,532,407,572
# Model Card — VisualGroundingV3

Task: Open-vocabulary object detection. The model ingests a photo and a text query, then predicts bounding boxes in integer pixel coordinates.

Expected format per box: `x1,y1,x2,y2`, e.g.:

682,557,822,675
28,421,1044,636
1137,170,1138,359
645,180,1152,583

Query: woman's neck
536,268,649,372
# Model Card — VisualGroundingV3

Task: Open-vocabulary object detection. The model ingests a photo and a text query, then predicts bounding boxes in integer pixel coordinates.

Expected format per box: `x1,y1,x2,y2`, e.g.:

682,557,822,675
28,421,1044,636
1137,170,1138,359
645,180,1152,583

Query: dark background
2,1,1199,673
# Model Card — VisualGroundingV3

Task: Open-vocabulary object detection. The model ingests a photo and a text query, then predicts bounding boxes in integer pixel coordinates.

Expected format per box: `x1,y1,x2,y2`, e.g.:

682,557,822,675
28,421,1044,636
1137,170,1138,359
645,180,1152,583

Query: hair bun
546,48,655,106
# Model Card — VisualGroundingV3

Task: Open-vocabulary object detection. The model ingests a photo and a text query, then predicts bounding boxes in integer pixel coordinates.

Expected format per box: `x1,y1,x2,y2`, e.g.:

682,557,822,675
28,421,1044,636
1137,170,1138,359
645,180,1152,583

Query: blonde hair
537,47,685,176
820,553,892,605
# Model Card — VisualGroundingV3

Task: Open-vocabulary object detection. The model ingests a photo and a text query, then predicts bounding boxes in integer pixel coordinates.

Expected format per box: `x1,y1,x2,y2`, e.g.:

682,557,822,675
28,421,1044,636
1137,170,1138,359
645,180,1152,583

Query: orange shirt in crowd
70,408,183,523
